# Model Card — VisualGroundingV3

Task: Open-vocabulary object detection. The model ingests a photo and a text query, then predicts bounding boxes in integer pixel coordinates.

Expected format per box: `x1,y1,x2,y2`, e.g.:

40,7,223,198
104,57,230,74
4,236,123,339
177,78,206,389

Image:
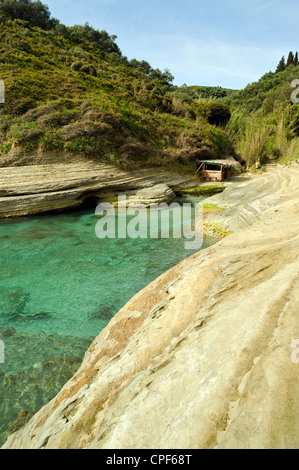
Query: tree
0,0,53,29
150,68,174,87
191,102,231,127
295,52,299,67
161,68,174,86
139,60,152,75
67,23,121,55
287,51,295,67
54,20,68,37
0,4,122,55
276,56,286,73
129,58,141,68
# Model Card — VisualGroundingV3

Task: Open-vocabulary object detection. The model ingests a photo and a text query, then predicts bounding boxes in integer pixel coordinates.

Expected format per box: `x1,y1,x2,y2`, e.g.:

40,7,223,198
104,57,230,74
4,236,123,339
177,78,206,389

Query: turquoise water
0,197,215,445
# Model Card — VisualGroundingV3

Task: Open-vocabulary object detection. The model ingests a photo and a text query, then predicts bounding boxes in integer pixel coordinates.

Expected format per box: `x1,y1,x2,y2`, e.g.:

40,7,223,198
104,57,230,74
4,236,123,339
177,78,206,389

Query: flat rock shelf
0,162,200,218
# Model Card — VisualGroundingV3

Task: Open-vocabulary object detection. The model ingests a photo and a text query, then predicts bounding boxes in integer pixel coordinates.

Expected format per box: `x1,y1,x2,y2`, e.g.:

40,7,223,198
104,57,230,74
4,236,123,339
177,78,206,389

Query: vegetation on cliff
172,63,299,167
0,0,235,171
222,64,299,166
0,0,298,170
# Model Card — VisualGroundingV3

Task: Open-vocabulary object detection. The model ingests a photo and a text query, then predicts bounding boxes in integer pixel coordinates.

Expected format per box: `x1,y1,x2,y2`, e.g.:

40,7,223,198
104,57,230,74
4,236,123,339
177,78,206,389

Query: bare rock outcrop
0,162,198,218
203,163,299,232
2,163,299,449
117,184,176,207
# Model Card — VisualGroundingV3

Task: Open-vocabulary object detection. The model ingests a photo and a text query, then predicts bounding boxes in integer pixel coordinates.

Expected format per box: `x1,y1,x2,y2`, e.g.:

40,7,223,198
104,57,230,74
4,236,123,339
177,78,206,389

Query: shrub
80,64,97,76
191,102,231,126
70,61,83,72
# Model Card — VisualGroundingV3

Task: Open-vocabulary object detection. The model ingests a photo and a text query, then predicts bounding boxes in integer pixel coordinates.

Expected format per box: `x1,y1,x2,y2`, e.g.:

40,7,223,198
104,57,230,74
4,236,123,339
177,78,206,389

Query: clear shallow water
0,197,216,445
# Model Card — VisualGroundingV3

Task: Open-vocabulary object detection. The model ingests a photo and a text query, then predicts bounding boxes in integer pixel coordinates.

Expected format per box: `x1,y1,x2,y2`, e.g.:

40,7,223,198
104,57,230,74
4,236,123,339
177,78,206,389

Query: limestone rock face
117,184,176,207
2,164,299,449
203,164,299,232
0,162,197,218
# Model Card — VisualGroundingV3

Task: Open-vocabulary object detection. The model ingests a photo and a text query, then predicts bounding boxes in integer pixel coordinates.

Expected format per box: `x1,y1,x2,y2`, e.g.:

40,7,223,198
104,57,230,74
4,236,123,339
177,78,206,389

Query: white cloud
136,34,284,87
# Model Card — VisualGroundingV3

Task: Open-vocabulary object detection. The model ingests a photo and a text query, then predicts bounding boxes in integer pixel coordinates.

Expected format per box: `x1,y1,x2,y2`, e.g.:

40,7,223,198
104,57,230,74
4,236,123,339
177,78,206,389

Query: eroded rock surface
3,164,299,449
117,184,176,207
0,162,197,218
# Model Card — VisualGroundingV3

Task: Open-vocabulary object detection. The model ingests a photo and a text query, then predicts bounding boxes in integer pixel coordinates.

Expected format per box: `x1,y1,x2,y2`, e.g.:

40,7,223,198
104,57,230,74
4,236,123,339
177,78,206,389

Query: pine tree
276,56,286,73
295,52,299,66
286,51,295,67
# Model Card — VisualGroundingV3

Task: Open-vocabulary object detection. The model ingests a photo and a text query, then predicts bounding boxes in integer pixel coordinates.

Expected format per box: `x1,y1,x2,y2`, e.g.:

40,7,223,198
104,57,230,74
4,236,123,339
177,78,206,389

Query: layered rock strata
0,162,198,218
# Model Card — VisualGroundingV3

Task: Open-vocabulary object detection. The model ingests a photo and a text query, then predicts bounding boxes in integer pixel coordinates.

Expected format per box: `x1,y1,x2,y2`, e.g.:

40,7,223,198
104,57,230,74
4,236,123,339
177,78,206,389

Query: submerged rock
89,305,115,321
7,410,34,435
0,288,30,321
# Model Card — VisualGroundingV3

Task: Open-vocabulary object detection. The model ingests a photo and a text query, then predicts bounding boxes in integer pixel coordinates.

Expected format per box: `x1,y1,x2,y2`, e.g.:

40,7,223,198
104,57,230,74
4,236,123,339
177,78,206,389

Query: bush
191,102,231,126
70,61,83,72
0,15,237,170
80,64,97,76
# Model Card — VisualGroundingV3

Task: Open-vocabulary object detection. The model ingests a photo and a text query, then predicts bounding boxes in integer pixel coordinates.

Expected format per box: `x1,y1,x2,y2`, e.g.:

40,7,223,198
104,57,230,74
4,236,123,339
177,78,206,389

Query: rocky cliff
3,163,299,449
0,161,198,218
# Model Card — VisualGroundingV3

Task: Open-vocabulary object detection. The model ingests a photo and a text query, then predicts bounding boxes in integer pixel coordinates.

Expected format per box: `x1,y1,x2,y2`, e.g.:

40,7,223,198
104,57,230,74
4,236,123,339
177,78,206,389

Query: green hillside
170,85,236,103
1,0,299,171
221,64,299,166
0,3,234,172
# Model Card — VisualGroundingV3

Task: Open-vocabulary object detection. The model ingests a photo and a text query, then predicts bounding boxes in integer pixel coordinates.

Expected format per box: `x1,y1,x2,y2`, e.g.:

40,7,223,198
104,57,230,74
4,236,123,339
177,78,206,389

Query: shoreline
3,163,299,449
0,162,200,219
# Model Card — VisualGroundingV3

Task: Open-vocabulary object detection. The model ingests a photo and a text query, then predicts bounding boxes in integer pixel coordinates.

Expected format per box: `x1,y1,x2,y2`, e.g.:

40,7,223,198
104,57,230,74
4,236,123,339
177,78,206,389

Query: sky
44,0,299,89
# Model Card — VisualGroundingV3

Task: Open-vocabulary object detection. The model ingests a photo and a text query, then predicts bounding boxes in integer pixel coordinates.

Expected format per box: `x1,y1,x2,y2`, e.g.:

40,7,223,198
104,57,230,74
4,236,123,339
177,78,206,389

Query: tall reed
236,121,272,166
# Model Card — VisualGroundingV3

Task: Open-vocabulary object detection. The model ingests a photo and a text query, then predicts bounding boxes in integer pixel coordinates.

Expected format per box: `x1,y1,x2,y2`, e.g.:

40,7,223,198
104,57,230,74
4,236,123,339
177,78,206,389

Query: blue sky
45,0,299,89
